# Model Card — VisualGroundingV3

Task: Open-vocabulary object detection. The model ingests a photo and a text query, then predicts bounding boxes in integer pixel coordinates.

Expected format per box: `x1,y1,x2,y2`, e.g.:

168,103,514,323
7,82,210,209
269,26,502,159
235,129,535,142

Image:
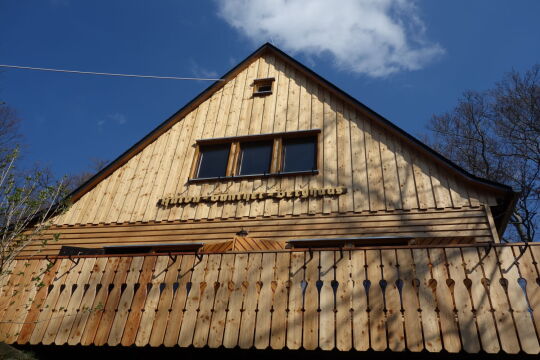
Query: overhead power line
0,64,225,82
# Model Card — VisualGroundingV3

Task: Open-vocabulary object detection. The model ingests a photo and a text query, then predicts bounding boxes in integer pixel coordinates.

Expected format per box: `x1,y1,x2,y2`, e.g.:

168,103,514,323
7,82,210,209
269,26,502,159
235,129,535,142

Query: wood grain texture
2,244,540,354
50,53,501,227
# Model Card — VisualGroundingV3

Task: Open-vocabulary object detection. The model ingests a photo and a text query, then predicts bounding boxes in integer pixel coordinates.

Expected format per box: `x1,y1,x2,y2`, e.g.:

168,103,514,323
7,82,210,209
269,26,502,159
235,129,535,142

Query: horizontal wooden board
27,208,494,256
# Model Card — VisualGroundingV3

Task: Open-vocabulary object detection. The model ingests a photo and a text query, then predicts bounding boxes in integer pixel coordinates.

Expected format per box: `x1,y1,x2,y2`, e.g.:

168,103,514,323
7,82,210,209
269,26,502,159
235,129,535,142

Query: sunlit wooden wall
53,53,500,227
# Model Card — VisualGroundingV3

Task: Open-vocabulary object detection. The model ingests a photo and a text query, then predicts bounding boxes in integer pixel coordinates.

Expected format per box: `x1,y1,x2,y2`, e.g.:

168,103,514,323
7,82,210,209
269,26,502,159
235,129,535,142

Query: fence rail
0,244,539,353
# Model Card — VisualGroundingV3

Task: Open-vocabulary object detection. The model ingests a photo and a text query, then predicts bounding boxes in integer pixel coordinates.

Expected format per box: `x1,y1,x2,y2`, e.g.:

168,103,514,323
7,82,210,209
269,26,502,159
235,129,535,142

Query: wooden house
1,43,539,358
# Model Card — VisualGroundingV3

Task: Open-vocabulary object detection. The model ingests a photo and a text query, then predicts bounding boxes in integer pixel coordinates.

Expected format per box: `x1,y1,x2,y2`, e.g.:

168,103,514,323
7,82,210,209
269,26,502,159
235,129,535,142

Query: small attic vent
253,77,275,96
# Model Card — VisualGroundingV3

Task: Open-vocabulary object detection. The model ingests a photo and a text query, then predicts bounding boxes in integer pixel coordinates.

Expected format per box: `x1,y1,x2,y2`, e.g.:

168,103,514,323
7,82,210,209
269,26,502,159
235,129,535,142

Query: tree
427,65,540,242
0,102,68,280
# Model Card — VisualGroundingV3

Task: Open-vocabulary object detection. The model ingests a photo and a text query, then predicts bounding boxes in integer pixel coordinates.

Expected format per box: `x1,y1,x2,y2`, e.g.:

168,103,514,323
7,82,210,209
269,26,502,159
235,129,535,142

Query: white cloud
97,112,127,130
189,60,219,79
107,112,127,125
216,0,444,77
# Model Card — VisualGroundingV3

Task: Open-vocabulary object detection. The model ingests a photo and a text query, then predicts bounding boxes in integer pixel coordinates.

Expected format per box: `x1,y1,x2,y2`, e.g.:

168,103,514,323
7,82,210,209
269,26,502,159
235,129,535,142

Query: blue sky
1,0,539,178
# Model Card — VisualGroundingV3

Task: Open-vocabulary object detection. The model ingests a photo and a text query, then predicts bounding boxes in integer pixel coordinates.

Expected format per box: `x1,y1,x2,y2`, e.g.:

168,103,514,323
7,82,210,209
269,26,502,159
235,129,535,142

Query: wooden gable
53,45,510,227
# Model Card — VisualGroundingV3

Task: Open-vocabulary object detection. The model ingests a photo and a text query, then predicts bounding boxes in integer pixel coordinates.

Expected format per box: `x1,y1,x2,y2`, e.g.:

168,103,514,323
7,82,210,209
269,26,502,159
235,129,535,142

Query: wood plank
106,152,143,223
93,166,123,224
381,249,405,351
207,253,235,348
1,260,42,341
350,111,369,213
337,104,353,213
322,92,338,214
366,249,386,351
395,139,418,210
53,258,97,345
0,260,33,337
131,130,171,222
429,248,461,352
518,247,540,339
192,254,222,347
351,250,369,351
120,256,157,346
162,254,196,346
308,84,324,215
29,259,74,344
177,255,209,347
254,253,276,349
238,253,263,348
80,257,121,345
153,113,190,222
107,256,144,346
365,119,384,211
412,248,442,352
6,260,47,344
148,255,183,346
461,247,501,353
118,140,158,223
286,251,304,350
93,256,132,345
66,258,108,345
135,255,170,346
412,156,433,210
292,72,312,216
444,248,480,353
222,253,248,348
319,251,335,350
380,129,402,210
395,249,423,352
302,251,319,350
17,259,61,344
497,247,540,354
335,250,353,351
270,252,290,349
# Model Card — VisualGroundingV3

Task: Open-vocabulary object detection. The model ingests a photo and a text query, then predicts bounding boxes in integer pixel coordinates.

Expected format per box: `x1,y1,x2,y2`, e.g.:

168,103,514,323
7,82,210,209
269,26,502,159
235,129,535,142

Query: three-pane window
192,130,319,181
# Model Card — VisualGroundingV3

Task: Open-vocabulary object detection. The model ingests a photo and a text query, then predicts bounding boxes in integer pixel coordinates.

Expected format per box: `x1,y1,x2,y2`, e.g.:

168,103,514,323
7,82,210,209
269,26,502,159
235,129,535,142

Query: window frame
189,129,320,182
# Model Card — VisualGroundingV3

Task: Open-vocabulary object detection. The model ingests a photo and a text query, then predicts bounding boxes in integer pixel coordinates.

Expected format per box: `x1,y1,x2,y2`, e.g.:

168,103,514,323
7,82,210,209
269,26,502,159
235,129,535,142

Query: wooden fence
1,244,539,354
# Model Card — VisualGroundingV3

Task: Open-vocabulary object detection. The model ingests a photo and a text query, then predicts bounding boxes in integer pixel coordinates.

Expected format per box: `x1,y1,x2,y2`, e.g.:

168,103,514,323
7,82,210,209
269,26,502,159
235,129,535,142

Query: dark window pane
197,144,230,178
239,141,273,175
282,137,317,172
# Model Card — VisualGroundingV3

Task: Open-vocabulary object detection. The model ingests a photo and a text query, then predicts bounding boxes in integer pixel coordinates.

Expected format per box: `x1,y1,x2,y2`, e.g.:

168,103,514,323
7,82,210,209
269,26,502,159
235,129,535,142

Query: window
282,137,317,173
253,77,275,96
191,129,320,181
196,144,230,178
238,141,273,175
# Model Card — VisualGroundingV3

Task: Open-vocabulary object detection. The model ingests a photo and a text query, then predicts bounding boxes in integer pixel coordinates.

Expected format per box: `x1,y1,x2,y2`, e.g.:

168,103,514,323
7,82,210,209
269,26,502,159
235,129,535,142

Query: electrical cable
0,64,225,81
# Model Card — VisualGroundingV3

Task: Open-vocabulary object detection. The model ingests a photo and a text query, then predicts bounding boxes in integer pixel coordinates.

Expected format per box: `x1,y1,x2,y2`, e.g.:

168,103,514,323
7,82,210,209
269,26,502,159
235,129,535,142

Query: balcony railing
0,243,539,354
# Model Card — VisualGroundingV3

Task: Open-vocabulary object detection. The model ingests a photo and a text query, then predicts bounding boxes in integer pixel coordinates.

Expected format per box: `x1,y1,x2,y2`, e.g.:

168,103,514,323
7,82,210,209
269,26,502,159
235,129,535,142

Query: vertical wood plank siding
2,244,539,354
53,54,499,226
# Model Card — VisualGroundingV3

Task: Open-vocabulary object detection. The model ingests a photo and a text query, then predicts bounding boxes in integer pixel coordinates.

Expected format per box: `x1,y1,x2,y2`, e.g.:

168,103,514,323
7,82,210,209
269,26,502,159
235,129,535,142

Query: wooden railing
0,243,539,354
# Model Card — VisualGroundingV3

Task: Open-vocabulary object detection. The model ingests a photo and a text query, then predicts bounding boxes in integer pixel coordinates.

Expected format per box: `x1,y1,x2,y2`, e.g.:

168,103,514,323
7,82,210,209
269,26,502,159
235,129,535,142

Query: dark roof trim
62,42,514,215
